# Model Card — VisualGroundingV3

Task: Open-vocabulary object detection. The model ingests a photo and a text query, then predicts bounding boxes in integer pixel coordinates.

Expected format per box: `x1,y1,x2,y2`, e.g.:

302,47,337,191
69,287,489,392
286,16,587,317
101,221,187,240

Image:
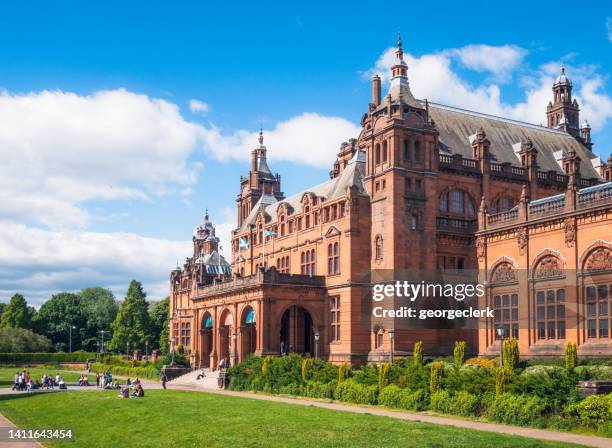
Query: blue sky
0,0,610,305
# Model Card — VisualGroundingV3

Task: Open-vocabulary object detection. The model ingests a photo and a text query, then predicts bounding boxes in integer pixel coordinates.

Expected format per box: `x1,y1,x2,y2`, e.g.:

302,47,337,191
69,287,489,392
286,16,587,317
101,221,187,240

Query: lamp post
127,341,130,360
314,331,320,359
497,326,505,369
69,325,76,353
389,329,395,365
232,332,238,366
145,340,149,358
100,330,105,354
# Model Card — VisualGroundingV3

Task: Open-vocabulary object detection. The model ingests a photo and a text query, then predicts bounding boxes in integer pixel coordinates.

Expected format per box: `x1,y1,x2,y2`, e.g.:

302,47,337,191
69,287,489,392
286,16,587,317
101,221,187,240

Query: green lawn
0,390,584,448
0,367,95,388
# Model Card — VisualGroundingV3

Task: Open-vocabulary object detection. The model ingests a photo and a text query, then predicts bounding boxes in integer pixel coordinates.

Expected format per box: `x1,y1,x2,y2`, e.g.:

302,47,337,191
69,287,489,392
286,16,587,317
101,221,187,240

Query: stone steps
169,367,220,390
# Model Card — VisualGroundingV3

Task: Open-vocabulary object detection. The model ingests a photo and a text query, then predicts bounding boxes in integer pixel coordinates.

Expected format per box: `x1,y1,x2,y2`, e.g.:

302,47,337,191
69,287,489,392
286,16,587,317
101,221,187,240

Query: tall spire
258,127,264,147
386,31,419,108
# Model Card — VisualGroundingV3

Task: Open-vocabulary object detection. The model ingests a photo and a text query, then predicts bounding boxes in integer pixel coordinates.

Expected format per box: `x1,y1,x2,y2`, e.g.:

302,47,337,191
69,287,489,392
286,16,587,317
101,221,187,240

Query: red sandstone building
169,36,611,367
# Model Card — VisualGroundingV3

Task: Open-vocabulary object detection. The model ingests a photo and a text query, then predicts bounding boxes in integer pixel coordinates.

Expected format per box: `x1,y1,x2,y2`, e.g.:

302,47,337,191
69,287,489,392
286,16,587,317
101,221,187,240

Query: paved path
0,414,39,448
169,383,610,448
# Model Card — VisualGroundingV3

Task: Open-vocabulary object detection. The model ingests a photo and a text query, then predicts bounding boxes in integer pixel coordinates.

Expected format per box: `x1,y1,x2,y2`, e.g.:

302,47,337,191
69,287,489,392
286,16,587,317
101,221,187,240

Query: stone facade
169,35,610,367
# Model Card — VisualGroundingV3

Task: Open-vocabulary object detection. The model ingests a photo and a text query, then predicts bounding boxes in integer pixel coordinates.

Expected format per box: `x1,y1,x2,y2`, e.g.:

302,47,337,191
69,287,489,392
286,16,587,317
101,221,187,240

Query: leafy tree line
0,281,169,354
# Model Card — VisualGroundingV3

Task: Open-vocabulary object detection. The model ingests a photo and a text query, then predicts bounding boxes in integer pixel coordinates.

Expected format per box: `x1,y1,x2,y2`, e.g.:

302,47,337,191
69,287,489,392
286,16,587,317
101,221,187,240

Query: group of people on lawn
116,377,145,399
12,370,66,391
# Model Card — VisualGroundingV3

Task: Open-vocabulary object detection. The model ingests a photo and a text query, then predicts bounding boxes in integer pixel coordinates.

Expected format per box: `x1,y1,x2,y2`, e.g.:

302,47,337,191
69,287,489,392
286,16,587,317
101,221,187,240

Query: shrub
278,383,301,396
378,385,402,408
488,393,548,426
0,351,95,362
466,357,497,370
90,362,159,380
430,390,451,413
429,361,443,394
338,362,351,384
442,364,495,395
0,329,53,353
261,355,273,377
334,379,378,405
378,363,390,391
495,368,506,396
453,341,466,368
413,341,424,367
301,357,314,382
565,394,612,430
304,380,336,399
509,366,580,410
565,342,578,370
502,338,519,373
430,390,480,417
399,388,428,411
574,365,612,381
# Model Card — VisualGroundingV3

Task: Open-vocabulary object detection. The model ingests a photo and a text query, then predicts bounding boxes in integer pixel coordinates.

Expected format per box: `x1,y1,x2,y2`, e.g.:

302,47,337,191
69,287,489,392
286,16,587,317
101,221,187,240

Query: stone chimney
372,75,381,107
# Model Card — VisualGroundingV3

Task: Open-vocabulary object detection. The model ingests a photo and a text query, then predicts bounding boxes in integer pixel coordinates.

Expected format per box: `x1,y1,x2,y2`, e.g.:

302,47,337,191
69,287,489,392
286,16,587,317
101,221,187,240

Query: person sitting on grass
117,386,129,399
58,377,66,390
131,384,144,398
126,377,131,388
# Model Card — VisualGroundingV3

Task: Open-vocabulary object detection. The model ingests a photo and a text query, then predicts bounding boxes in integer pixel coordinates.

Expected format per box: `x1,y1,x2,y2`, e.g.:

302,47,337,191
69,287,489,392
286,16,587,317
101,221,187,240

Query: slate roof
424,102,600,179
235,150,366,233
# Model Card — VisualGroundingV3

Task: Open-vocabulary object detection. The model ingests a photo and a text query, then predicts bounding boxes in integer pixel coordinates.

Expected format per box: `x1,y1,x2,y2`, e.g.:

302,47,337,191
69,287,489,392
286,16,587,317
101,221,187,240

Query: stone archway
280,306,314,356
218,309,233,364
240,306,257,361
200,312,213,368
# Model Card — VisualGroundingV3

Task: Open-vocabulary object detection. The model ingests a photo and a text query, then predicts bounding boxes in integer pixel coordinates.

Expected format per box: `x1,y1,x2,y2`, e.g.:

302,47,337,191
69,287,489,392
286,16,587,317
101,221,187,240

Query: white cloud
0,88,202,229
0,220,191,305
189,99,210,115
448,44,527,81
200,113,360,168
365,45,612,133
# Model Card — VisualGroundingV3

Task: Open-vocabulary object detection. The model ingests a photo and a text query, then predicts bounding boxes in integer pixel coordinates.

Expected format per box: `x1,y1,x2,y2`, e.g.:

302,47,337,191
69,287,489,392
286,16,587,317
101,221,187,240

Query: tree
32,292,86,352
0,294,31,329
80,287,118,350
109,280,151,353
0,303,6,321
0,327,52,352
149,297,169,351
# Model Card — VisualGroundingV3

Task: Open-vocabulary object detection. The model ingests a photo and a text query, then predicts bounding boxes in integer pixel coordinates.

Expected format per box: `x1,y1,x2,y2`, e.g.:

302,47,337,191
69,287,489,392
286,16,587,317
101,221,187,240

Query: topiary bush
334,379,378,405
564,341,578,370
338,362,351,384
301,357,314,382
429,361,443,394
378,362,390,391
453,341,466,368
488,393,548,426
495,368,506,396
413,341,424,367
502,338,519,373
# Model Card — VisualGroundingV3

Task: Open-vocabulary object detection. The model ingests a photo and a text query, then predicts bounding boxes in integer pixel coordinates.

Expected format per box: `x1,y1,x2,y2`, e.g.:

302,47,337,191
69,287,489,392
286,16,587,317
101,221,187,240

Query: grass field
0,367,95,388
0,390,584,448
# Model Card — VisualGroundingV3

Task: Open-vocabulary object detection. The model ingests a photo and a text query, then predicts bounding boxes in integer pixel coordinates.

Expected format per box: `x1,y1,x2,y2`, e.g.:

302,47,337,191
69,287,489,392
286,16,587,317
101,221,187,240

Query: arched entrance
200,312,213,368
219,309,233,363
280,306,314,355
240,306,257,360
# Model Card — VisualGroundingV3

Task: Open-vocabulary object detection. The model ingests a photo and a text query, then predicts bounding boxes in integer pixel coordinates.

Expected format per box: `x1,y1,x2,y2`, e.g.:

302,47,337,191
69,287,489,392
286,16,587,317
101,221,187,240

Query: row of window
492,286,612,340
173,322,191,347
374,139,423,166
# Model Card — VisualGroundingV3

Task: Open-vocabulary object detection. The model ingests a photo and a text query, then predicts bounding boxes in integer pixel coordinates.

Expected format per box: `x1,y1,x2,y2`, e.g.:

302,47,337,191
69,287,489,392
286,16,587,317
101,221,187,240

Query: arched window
245,308,256,324
375,235,383,260
204,315,213,329
439,190,476,218
414,140,421,161
382,140,388,163
490,196,516,214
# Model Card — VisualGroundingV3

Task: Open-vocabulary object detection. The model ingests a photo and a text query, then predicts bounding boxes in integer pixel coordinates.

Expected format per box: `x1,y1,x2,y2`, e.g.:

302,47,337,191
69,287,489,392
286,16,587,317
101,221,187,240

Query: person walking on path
160,372,168,390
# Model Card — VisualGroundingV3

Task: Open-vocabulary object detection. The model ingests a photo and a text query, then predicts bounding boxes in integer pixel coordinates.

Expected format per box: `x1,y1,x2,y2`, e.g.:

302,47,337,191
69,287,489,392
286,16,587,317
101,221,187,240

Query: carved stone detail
534,255,563,279
476,237,486,262
492,262,516,283
585,248,612,272
517,227,528,255
564,218,576,247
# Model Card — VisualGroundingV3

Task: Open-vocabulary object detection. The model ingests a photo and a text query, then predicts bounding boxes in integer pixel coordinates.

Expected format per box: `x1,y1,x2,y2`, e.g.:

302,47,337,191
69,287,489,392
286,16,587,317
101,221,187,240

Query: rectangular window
586,284,611,339
493,292,519,339
415,179,422,191
536,288,565,340
450,190,464,213
330,296,340,342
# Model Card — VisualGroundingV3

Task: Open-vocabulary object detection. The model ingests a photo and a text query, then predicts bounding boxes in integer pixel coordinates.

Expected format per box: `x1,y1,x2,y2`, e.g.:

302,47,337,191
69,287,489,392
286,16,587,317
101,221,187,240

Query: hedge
334,379,378,405
90,362,160,380
0,352,96,363
488,393,548,426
